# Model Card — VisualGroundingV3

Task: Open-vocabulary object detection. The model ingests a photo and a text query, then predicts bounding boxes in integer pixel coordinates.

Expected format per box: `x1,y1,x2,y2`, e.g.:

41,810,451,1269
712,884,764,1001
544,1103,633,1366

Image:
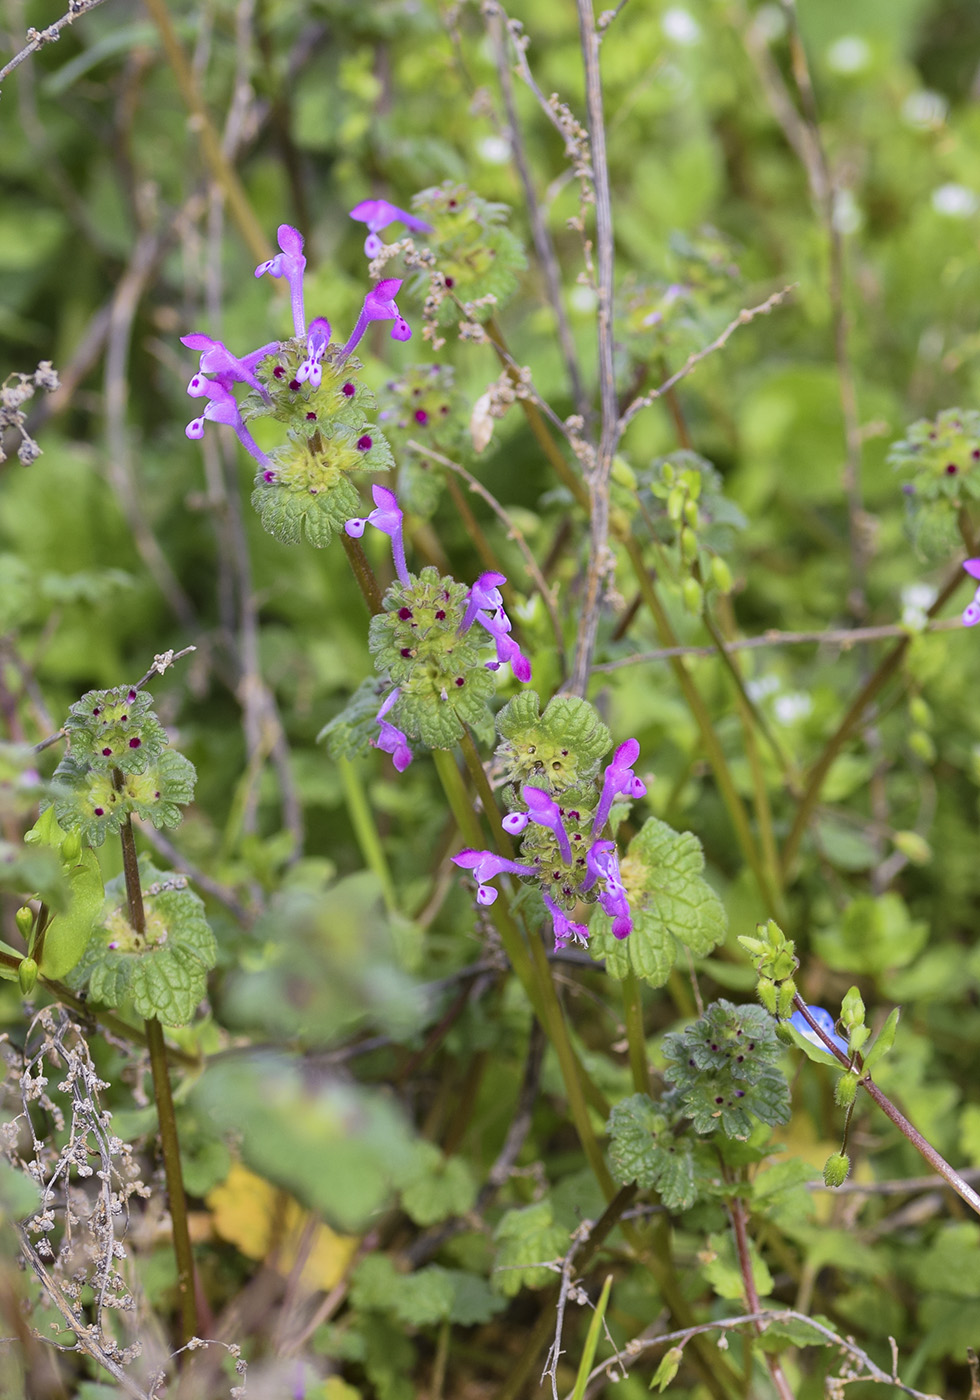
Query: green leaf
862,1007,901,1074
351,1255,503,1328
70,865,216,1025
758,1315,833,1350
662,1000,791,1138
393,1141,477,1226
650,1346,684,1392
495,690,611,795
813,894,927,975
36,847,103,978
606,1094,701,1210
589,818,727,988
493,1201,568,1296
700,1228,772,1302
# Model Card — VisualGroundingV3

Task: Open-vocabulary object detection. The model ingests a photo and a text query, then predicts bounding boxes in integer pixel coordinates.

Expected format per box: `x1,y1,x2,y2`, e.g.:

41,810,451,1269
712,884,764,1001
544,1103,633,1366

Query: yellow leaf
206,1161,359,1290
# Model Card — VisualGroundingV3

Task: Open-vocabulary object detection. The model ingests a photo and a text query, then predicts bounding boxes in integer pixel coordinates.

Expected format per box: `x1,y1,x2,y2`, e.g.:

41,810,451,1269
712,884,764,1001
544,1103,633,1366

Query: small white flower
478,135,511,165
902,89,948,131
746,675,780,703
827,36,871,74
774,692,813,725
932,183,979,218
662,7,701,45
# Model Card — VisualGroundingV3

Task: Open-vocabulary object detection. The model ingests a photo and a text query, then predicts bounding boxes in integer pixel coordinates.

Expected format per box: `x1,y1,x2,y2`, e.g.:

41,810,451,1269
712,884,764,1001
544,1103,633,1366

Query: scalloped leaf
492,1201,568,1296
495,690,611,795
63,685,166,775
251,472,362,547
588,818,726,987
71,866,216,1026
318,676,390,759
607,1094,701,1210
662,1000,791,1139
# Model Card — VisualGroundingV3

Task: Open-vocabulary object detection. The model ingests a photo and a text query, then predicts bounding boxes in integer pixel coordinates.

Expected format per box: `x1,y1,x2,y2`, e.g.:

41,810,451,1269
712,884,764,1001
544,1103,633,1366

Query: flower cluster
181,221,414,548
353,504,533,764
451,736,647,951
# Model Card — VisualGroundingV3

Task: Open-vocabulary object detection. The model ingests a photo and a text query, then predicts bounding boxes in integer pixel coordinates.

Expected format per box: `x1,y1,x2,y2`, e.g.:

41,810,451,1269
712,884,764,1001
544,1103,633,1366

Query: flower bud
909,695,932,730
661,462,675,487
18,957,38,994
823,1151,851,1188
683,498,699,529
15,906,34,941
893,830,931,865
908,729,936,763
667,485,685,521
680,526,698,563
834,1072,859,1107
682,577,703,614
60,830,82,864
757,977,778,1014
710,556,733,594
776,978,797,1018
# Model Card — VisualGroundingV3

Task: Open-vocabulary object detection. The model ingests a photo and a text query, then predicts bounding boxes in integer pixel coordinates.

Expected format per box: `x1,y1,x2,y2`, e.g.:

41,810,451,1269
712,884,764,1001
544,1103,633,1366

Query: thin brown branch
0,0,110,89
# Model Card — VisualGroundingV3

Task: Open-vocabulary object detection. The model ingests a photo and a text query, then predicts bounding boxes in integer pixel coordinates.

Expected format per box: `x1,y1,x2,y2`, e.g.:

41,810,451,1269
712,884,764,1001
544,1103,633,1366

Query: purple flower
543,893,589,951
295,317,331,390
789,1005,849,1058
349,198,434,258
460,571,507,634
341,279,413,360
345,484,409,585
502,811,529,836
185,376,272,467
522,785,572,863
181,333,277,399
592,738,647,836
582,840,632,939
963,559,980,626
255,224,308,339
452,847,531,905
374,689,412,773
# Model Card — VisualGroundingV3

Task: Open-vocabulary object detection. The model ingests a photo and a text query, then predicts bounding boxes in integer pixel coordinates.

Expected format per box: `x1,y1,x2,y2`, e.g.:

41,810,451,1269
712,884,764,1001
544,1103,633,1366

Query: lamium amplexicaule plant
6,2,980,1398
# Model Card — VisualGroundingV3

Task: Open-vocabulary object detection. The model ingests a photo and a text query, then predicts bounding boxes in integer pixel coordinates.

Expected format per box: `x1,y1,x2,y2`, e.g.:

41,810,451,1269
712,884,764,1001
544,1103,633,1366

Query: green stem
338,756,397,913
780,551,970,878
117,809,198,1346
459,726,510,852
341,531,385,615
622,970,650,1096
622,536,777,913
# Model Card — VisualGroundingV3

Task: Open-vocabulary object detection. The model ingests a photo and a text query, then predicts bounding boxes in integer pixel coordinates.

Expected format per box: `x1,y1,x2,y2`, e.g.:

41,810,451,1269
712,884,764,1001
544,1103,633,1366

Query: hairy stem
341,531,385,615
117,808,198,1346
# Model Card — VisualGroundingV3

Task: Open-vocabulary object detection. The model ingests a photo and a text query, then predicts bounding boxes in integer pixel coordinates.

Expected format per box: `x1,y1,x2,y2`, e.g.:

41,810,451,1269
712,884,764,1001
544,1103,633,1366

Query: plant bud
710,555,733,593
823,1151,851,1188
667,485,685,521
611,455,637,490
15,906,34,941
662,462,675,487
835,1072,859,1107
682,577,703,614
680,526,698,563
60,830,82,864
908,729,936,763
893,830,931,865
774,1021,796,1045
18,957,38,994
757,977,778,1013
776,978,797,1018
909,695,932,730
684,498,699,529
684,469,702,500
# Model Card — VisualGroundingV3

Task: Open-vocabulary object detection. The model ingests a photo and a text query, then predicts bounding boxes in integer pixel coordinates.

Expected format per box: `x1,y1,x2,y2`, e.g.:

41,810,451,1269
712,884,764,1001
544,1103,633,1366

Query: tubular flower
344,484,409,585
341,279,413,360
789,1005,849,1058
349,198,434,259
180,333,277,400
522,785,572,863
451,848,531,906
295,317,331,390
543,893,589,951
459,571,507,634
963,559,980,626
583,839,632,939
374,689,412,773
185,376,271,467
255,223,308,339
592,738,647,836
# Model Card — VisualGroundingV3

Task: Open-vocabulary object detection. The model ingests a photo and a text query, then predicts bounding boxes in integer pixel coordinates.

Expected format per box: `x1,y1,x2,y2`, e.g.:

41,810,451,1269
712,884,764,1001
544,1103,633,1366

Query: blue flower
789,1005,849,1057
